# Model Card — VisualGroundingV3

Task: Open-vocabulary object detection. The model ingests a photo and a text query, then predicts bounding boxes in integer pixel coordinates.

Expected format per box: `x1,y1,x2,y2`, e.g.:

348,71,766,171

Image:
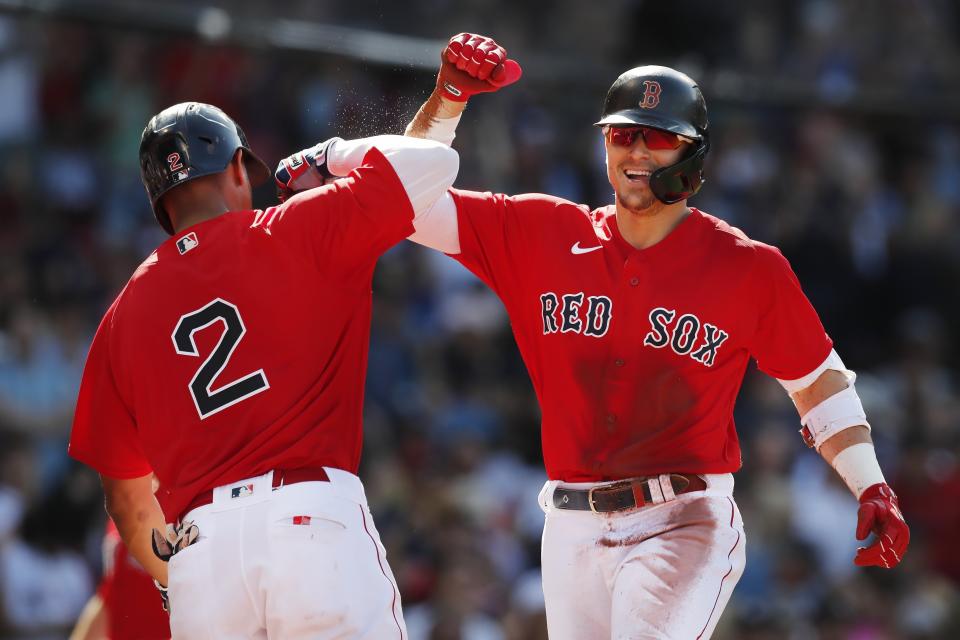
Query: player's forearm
399,90,465,253
789,368,885,498
109,502,169,585
102,475,169,585
818,426,886,498
327,135,459,216
797,367,907,567
404,91,466,145
818,425,871,464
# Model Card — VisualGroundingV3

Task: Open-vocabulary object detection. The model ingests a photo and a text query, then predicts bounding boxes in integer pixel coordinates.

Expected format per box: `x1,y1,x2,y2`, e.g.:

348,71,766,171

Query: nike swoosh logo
571,242,603,255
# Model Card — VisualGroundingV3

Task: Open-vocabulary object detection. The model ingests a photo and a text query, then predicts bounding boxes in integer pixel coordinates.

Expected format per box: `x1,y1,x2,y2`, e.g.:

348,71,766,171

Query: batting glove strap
153,579,170,613
854,482,909,569
437,32,522,102
274,138,342,201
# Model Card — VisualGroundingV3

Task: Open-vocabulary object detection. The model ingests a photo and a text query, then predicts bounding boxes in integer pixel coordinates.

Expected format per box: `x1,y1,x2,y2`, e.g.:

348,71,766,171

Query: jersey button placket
625,255,642,288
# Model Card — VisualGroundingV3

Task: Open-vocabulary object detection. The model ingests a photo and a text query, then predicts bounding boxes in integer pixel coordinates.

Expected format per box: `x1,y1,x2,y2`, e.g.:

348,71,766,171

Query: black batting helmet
139,102,271,235
595,65,709,204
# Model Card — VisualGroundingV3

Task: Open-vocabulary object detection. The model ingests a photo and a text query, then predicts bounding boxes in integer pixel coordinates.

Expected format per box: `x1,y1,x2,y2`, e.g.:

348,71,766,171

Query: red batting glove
854,482,909,569
436,32,522,101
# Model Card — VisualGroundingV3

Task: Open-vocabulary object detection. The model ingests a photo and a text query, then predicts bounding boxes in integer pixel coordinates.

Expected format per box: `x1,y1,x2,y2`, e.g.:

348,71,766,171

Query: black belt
553,473,707,513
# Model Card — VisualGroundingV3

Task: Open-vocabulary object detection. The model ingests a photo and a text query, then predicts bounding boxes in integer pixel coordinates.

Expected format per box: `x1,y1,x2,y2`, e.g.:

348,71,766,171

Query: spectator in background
0,463,98,639
0,302,86,437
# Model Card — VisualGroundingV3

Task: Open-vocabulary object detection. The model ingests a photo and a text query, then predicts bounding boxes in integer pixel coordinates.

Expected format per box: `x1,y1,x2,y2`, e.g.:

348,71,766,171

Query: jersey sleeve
68,302,153,479
258,147,415,276
748,244,833,380
449,189,564,298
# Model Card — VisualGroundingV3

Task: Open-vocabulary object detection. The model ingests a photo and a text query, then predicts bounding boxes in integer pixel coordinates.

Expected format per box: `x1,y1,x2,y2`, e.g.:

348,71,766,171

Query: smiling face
603,126,691,216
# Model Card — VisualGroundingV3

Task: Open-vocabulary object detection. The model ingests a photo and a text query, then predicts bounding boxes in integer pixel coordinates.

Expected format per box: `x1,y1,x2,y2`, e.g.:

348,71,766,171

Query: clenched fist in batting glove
274,137,342,202
437,32,522,101
854,482,909,568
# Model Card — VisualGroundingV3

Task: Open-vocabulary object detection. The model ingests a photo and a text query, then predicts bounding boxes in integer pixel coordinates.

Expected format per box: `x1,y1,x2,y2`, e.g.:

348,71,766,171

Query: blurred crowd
1,1,959,638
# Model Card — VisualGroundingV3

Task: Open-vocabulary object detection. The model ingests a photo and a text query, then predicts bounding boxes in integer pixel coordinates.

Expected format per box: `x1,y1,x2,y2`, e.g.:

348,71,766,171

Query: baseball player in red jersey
70,519,171,640
68,101,459,638
403,34,911,639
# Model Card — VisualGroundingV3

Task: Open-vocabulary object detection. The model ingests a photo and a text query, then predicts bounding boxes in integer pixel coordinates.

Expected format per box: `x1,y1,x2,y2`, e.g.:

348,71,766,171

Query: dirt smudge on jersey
586,365,698,479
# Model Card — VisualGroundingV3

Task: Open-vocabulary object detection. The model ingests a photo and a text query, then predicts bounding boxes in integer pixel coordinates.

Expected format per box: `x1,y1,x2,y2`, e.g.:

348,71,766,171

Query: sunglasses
604,125,692,151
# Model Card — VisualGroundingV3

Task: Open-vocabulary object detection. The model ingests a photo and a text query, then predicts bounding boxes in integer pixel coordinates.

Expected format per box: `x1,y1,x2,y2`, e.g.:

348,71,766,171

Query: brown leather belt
180,467,330,521
553,473,707,513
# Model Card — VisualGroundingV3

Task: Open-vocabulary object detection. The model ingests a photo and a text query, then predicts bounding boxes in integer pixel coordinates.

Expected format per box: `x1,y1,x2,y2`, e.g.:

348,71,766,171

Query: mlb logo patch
176,232,199,255
230,484,255,499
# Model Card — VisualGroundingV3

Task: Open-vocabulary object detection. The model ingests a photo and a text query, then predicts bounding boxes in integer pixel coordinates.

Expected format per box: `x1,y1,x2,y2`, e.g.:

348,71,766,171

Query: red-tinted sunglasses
604,125,692,150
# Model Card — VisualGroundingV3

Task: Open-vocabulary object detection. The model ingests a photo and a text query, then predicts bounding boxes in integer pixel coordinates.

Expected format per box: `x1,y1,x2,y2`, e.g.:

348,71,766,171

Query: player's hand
436,32,522,102
854,482,909,568
150,521,199,614
274,137,342,202
151,521,200,562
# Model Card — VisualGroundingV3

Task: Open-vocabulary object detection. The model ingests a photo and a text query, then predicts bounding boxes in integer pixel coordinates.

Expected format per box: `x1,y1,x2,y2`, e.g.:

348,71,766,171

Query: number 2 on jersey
172,298,269,419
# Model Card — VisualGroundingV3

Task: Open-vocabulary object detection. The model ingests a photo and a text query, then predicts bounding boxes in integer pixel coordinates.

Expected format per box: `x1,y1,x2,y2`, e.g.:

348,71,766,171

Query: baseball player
402,33,911,639
70,519,171,640
68,101,459,638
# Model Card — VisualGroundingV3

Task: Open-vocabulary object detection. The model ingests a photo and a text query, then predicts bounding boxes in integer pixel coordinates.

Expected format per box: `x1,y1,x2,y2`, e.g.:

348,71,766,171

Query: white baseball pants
166,468,406,639
538,473,746,640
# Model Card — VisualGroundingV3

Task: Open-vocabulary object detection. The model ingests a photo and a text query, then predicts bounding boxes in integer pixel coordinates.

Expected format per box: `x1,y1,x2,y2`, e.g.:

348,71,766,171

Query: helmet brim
594,110,702,140
242,150,271,188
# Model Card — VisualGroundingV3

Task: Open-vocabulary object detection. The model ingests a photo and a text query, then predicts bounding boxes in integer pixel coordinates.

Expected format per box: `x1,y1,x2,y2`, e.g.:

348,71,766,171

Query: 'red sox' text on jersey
449,189,832,481
68,148,414,521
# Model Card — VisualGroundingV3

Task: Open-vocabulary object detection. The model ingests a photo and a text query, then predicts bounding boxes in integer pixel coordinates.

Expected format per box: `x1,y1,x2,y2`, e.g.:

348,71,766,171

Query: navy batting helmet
139,102,271,235
595,65,709,203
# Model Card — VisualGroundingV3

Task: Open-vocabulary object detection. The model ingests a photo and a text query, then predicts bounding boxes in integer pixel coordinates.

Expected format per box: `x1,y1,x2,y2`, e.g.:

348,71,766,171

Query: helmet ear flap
649,135,710,204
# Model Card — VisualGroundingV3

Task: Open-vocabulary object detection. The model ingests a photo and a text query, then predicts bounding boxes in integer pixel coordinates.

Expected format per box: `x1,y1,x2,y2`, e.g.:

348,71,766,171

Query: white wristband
830,442,886,498
799,384,870,450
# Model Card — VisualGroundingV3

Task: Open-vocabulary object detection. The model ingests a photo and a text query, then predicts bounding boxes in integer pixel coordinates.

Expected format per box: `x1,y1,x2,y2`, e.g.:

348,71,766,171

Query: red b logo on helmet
639,81,662,109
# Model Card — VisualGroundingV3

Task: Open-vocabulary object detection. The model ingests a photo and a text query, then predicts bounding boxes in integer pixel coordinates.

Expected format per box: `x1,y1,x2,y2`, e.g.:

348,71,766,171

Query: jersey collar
605,206,703,259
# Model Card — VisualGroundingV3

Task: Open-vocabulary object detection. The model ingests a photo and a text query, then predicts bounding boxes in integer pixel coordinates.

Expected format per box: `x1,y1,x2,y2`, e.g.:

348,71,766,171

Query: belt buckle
587,486,601,513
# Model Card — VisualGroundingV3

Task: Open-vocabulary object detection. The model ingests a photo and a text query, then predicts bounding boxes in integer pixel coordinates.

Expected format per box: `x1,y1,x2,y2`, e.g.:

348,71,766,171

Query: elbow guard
799,384,870,450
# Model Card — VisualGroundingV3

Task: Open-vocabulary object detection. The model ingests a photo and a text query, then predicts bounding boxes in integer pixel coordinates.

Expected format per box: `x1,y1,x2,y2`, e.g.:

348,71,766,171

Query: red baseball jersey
99,520,170,639
450,189,832,481
69,149,413,520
